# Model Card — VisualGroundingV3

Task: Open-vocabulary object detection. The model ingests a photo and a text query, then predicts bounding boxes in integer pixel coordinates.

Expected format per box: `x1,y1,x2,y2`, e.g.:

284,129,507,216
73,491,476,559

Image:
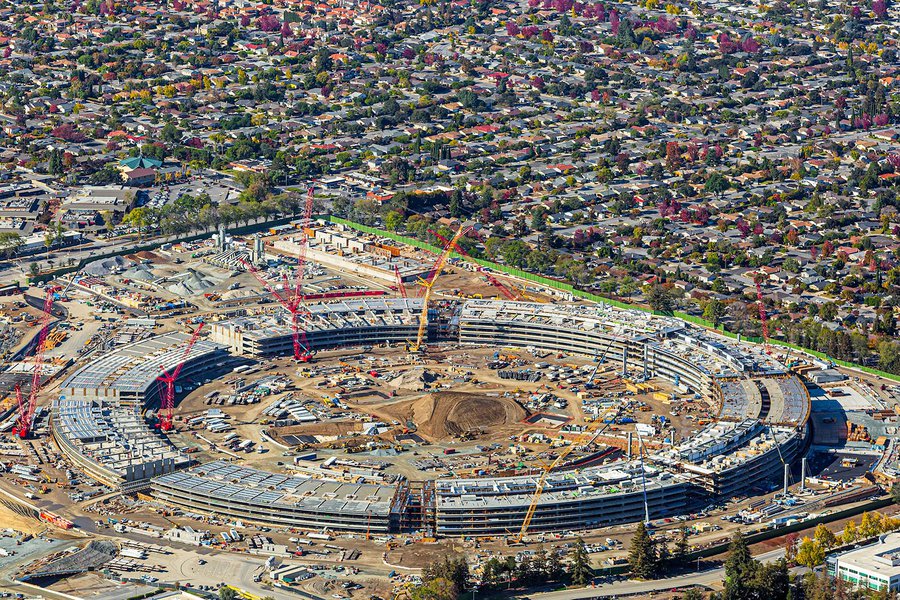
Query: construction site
1,198,899,600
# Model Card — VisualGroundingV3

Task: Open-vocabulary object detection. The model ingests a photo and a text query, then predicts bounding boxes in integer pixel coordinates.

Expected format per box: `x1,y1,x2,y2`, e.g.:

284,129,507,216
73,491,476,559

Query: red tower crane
429,229,519,301
241,259,313,362
293,185,315,299
755,275,770,354
394,265,408,298
157,322,206,432
12,286,58,439
239,184,316,362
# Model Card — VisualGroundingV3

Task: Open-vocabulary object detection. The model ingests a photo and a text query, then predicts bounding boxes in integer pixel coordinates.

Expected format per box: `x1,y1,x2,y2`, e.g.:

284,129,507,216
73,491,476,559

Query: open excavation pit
379,391,528,442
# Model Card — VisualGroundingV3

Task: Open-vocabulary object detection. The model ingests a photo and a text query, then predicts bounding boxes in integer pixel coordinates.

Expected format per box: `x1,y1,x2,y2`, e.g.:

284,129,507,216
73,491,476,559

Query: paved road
528,549,786,599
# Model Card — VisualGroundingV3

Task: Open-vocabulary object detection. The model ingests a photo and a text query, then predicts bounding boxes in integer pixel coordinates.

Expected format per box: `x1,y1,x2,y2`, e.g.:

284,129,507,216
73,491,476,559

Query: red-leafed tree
51,124,86,142
742,37,760,53
665,141,681,172
258,14,280,32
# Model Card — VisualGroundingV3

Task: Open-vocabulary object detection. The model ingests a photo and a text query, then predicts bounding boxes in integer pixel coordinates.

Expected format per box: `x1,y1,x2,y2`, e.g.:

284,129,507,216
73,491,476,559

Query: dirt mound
277,420,363,437
126,250,167,263
386,367,434,391
381,392,527,441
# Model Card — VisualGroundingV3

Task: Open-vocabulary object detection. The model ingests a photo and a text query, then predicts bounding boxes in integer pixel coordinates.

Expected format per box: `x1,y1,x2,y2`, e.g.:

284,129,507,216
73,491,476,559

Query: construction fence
326,216,900,384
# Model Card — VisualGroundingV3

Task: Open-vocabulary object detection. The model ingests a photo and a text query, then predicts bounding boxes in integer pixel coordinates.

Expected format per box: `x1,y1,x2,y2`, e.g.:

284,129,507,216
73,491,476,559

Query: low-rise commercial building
830,533,900,592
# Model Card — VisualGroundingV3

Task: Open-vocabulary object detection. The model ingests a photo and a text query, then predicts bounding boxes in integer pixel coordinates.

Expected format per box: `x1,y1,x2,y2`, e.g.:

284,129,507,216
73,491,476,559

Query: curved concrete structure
54,298,809,534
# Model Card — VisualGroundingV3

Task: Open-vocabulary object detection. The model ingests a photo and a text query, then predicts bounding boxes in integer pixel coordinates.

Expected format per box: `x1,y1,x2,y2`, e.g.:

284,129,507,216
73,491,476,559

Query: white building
832,533,900,592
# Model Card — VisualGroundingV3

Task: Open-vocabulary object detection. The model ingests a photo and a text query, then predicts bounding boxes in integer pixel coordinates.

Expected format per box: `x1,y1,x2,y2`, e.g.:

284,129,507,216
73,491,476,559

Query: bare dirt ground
0,503,46,536
377,391,528,442
276,420,365,438
386,541,469,569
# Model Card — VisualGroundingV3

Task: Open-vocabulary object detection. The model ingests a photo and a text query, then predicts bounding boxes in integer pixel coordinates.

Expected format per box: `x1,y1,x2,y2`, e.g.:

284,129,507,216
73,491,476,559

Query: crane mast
239,185,316,363
410,226,469,352
12,286,58,439
157,322,205,432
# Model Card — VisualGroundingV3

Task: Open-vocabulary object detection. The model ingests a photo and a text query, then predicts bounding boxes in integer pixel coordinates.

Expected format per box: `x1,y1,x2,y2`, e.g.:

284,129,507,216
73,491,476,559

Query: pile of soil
276,420,363,438
126,250,167,263
381,391,527,441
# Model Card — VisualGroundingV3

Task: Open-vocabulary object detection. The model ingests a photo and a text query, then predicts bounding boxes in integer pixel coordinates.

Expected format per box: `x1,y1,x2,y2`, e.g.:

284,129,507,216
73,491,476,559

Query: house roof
119,156,162,170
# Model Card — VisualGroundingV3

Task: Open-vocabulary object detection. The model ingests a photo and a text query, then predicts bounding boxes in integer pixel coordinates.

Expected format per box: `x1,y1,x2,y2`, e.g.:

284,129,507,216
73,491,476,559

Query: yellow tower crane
513,407,620,544
409,226,470,353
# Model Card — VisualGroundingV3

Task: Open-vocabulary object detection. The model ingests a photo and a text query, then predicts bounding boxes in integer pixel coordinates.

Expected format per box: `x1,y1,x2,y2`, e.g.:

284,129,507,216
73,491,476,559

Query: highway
528,549,787,599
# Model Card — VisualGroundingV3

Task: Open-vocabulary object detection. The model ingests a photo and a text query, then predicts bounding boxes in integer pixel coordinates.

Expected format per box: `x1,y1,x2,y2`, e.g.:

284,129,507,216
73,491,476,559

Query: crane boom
242,259,289,306
428,229,518,301
241,258,312,362
411,226,469,352
587,337,617,385
514,407,620,543
755,275,769,353
12,286,58,438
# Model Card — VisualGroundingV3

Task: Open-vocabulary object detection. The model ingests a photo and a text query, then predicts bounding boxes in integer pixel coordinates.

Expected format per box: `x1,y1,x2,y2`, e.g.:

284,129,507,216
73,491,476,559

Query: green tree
753,559,790,599
703,299,725,326
384,210,405,232
422,556,468,596
705,172,729,198
48,149,64,175
723,534,757,600
161,121,180,144
672,526,690,567
449,190,462,217
0,232,22,259
891,481,900,504
568,537,593,586
646,284,675,313
218,587,236,600
409,578,456,600
547,547,565,581
500,240,531,267
627,522,658,580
